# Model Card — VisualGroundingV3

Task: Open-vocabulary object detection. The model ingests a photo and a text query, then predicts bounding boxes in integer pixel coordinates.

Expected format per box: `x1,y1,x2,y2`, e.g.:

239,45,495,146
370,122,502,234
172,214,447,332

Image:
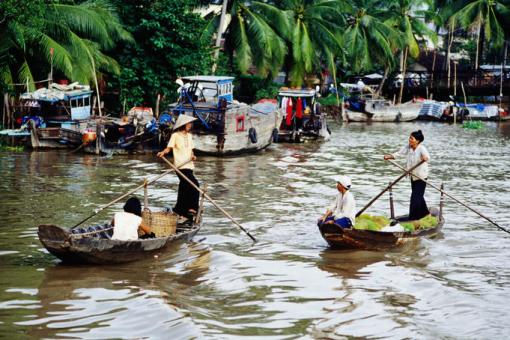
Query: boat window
84,97,90,106
236,115,245,132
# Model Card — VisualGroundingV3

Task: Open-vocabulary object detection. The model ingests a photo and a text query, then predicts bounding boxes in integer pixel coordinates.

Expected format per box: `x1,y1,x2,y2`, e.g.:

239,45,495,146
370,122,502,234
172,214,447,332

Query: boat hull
318,217,443,250
190,103,282,156
38,224,200,264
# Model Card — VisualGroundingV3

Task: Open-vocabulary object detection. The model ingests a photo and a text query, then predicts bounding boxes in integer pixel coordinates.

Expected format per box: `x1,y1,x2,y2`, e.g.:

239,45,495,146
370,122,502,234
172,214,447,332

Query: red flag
285,98,293,126
296,97,303,119
50,48,54,56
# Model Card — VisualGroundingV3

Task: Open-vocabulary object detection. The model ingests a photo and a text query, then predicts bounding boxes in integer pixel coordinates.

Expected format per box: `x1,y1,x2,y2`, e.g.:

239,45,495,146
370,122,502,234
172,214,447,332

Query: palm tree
0,0,131,92
275,0,348,87
202,1,287,77
384,0,437,102
449,0,510,69
343,0,402,81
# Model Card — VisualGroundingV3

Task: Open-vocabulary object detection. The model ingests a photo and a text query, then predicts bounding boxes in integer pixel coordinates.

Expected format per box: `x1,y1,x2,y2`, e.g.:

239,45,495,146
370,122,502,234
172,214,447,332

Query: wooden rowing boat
318,214,444,250
38,220,201,264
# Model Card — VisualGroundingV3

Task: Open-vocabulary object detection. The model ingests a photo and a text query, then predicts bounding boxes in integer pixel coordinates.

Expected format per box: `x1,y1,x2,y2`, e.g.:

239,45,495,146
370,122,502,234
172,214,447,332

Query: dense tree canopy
1,0,509,108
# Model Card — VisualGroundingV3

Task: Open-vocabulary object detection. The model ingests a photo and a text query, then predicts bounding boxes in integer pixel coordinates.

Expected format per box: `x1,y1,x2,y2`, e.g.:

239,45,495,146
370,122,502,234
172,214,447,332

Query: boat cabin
19,82,93,128
170,76,237,134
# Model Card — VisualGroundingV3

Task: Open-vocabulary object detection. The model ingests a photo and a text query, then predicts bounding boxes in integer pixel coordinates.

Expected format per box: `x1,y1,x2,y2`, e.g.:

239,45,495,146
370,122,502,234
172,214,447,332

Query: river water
1,121,509,339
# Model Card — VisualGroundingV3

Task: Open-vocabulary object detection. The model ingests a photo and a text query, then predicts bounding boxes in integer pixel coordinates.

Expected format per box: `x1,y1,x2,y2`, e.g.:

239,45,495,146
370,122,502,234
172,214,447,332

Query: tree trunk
430,50,437,98
398,48,408,104
475,21,481,70
376,66,389,96
212,0,228,73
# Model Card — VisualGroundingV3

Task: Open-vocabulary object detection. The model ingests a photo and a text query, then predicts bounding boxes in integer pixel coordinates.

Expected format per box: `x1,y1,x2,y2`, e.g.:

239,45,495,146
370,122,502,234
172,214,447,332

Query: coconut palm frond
17,60,35,92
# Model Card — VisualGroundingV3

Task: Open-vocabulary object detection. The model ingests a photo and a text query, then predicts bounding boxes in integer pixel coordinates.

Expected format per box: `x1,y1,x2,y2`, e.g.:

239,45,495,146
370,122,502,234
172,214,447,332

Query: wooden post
143,178,148,210
155,94,161,119
453,61,457,96
439,183,444,220
389,183,395,220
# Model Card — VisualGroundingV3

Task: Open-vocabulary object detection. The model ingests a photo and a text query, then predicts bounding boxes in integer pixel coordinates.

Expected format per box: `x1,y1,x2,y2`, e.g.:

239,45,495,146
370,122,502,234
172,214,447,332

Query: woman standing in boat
157,115,200,222
318,175,356,228
384,130,430,220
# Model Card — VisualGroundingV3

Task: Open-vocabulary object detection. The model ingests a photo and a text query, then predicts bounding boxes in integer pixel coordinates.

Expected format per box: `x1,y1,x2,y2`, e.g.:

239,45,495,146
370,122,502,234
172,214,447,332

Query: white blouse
112,212,142,241
392,144,430,181
329,190,356,224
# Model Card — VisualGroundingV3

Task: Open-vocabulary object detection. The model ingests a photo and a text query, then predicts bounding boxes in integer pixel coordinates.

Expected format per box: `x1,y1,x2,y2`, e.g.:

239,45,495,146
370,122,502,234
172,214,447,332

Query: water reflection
17,243,211,339
1,121,510,338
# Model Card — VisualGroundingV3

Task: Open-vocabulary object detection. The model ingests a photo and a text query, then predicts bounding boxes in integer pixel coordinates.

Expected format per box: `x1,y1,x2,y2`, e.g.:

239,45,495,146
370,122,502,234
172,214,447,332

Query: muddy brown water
1,121,509,339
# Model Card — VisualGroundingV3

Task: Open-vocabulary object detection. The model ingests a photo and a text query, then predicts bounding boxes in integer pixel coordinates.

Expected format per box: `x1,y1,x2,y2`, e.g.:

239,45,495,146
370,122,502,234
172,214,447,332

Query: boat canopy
20,82,93,103
278,89,316,98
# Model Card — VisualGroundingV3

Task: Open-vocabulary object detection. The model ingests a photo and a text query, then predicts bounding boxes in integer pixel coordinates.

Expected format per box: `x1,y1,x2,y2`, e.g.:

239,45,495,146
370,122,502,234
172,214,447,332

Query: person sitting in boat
111,197,153,241
384,130,430,221
318,175,356,228
157,115,200,223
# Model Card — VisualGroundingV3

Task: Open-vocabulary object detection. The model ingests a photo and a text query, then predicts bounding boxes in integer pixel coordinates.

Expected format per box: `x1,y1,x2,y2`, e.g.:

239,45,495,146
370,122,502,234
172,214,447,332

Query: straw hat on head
173,114,197,130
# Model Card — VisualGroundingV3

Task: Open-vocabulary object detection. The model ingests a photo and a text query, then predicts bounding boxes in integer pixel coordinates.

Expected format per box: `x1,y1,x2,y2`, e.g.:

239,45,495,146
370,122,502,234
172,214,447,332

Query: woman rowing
157,115,200,223
384,130,430,221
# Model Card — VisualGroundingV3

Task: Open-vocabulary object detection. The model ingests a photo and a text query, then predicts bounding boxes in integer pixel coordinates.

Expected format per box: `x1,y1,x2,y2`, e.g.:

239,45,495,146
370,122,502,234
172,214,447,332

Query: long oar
388,159,510,234
160,156,257,242
72,159,193,229
356,160,425,217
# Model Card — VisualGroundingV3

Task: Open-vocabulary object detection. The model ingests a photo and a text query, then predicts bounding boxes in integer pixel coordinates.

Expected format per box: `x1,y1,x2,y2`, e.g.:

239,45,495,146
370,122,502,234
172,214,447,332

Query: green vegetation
0,140,24,152
317,94,341,106
463,121,485,129
400,215,439,232
1,0,509,107
354,214,390,231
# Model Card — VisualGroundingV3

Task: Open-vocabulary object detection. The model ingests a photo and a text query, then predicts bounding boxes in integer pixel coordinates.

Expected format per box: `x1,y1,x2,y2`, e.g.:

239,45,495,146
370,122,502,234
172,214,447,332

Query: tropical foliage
110,0,214,107
1,0,509,108
0,0,131,92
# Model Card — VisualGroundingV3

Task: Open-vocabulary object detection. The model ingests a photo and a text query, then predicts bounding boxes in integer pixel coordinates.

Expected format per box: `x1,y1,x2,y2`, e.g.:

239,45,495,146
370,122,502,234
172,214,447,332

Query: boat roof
278,89,316,97
182,76,234,83
20,82,93,102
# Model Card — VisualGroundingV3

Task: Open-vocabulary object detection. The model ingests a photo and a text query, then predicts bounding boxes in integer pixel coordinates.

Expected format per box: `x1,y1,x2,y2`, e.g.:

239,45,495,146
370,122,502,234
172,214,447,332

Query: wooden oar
72,159,193,229
356,160,425,217
387,159,510,234
160,156,257,242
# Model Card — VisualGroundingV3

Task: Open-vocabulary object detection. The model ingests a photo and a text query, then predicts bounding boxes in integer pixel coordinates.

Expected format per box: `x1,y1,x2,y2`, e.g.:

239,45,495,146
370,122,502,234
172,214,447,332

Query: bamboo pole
398,48,408,104
72,159,194,229
356,160,425,217
160,156,257,242
387,160,509,234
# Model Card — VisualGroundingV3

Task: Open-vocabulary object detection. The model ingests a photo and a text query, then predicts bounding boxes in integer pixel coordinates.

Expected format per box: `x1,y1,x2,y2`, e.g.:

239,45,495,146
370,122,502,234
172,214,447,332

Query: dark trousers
174,169,200,217
409,179,429,220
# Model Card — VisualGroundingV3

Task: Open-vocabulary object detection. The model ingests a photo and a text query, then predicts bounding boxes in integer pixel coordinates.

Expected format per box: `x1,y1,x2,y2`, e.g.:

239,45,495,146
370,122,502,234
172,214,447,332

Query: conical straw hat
173,114,197,130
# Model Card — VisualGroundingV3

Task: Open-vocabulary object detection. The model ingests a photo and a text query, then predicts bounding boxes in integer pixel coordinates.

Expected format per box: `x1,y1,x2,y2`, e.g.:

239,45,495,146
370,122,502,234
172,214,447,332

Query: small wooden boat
38,221,201,264
319,183,446,250
318,214,444,250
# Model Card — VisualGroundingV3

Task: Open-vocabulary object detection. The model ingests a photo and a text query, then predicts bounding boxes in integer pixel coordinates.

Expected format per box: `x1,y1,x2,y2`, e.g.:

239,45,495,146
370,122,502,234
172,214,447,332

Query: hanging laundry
296,97,303,119
286,97,293,126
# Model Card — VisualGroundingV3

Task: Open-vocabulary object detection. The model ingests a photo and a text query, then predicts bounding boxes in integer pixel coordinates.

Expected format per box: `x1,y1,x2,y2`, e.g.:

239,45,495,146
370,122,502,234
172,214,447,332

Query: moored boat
20,82,93,149
345,98,422,122
165,76,282,155
277,88,330,142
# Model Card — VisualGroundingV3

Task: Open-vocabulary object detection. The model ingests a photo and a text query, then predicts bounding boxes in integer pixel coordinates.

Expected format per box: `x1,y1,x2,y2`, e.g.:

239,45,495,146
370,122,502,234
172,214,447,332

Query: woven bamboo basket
142,209,177,237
